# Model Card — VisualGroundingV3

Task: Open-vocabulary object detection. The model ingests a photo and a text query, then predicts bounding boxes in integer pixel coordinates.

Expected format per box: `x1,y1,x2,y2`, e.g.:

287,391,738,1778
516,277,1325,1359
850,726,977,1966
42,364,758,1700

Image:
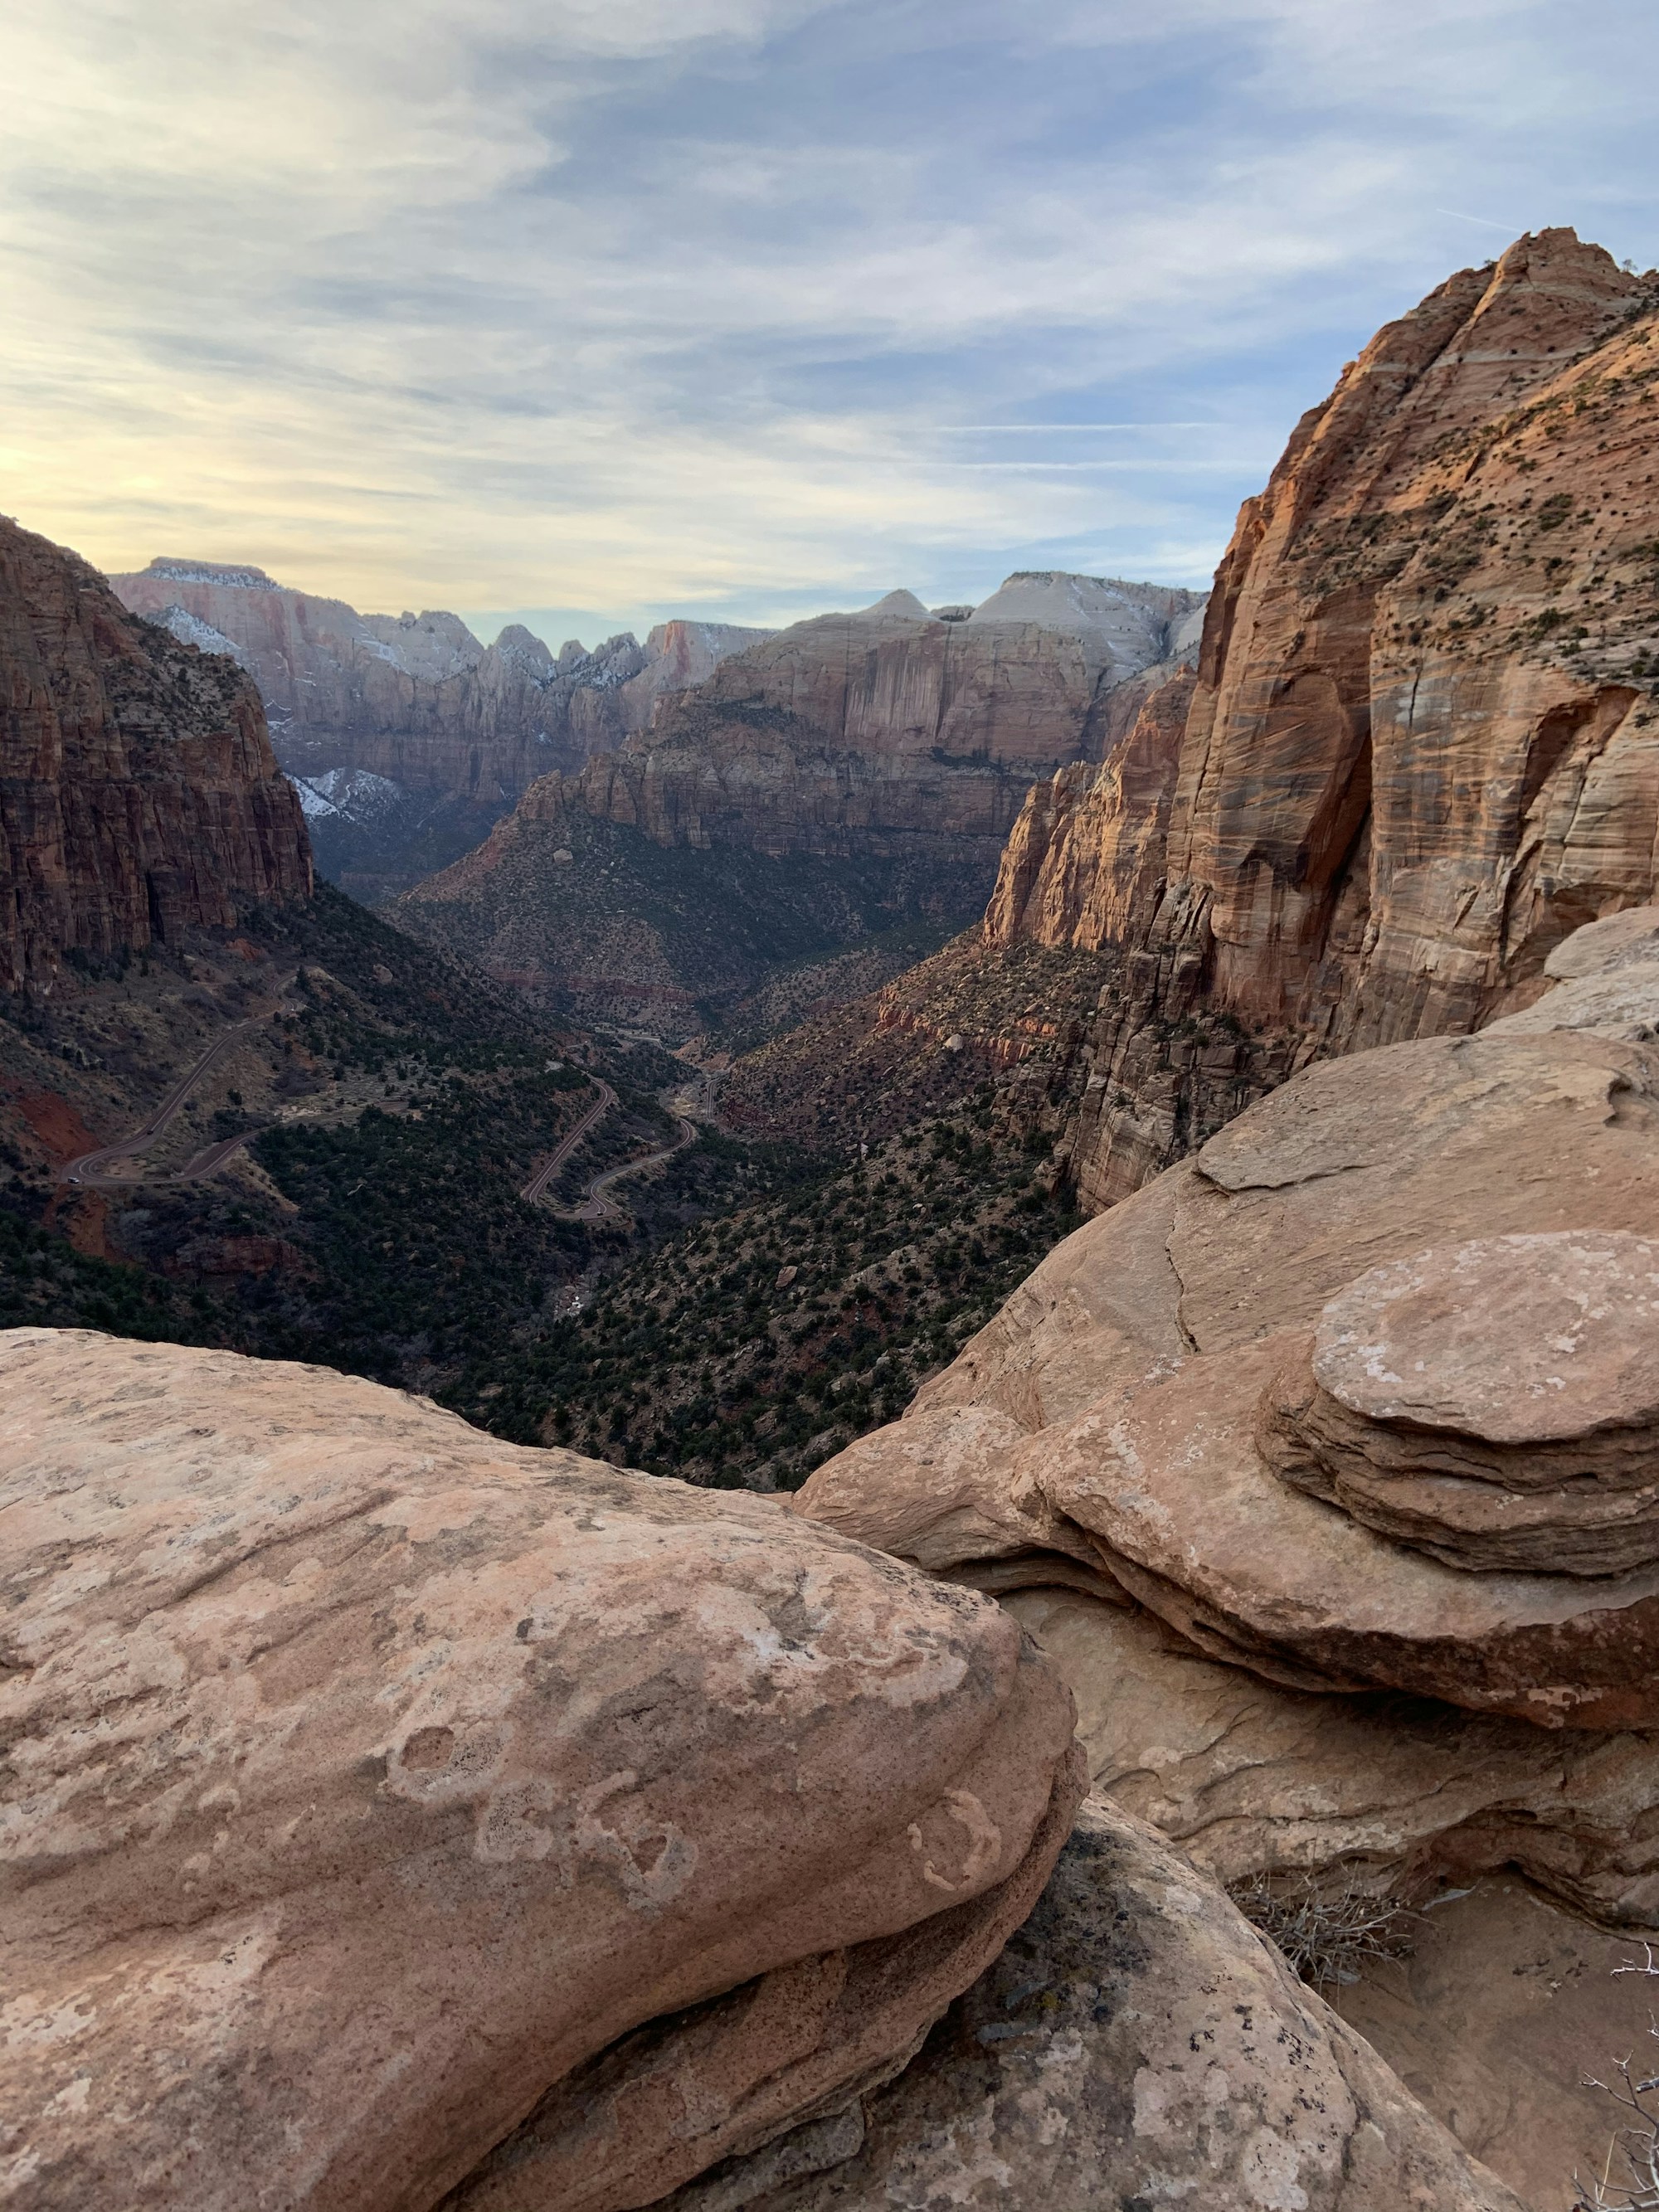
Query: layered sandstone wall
391,579,1202,1025
0,519,311,991
522,581,1204,861
109,561,771,803
985,229,1659,1207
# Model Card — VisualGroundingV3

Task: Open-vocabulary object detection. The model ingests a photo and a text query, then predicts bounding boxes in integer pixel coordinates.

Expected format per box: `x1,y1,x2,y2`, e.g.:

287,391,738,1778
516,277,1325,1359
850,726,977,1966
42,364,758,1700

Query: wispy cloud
2,0,1657,642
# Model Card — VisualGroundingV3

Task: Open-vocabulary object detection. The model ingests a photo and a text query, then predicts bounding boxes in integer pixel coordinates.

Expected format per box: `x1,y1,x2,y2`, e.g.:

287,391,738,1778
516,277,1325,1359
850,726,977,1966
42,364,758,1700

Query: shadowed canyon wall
0,519,310,993
985,228,1659,1208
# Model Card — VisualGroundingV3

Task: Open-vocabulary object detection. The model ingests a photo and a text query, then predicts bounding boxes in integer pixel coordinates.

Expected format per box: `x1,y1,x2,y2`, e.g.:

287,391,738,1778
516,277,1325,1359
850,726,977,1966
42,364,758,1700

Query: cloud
2,0,1657,639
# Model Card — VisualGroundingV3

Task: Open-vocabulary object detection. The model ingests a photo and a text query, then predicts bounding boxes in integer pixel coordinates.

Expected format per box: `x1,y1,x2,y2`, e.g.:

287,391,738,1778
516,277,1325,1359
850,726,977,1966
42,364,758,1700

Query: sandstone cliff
555,577,1204,858
109,560,771,897
393,577,1202,1029
985,229,1659,1206
111,562,771,799
0,519,310,993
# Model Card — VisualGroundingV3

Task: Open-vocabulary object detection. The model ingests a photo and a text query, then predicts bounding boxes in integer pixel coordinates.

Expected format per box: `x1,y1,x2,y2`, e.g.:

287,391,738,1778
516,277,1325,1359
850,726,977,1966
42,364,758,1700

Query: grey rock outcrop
649,1796,1523,2212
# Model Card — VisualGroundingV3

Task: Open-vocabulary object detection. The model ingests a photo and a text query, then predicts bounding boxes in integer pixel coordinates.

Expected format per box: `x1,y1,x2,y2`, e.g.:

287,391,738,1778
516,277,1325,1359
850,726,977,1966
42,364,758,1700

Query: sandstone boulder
791,908,1659,2190
1000,1587,1659,1927
799,1018,1659,1725
0,1328,1082,2212
1261,1232,1659,1575
649,1796,1525,2212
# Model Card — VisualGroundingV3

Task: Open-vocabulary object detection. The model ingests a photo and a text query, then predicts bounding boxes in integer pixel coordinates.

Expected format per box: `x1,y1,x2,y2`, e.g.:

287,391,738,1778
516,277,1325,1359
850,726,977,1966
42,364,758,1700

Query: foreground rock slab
652,1796,1525,2212
800,1018,1659,1723
0,1329,1081,2212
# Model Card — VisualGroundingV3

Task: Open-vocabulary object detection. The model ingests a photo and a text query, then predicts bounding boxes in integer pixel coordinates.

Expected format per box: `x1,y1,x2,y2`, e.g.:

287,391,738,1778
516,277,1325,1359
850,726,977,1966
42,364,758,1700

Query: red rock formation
982,672,1194,948
985,229,1659,1208
0,518,310,993
555,583,1202,859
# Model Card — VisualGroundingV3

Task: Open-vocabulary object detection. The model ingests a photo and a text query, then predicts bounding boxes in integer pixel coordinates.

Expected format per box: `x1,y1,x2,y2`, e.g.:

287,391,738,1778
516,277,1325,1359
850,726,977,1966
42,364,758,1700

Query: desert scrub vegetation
449,1091,1082,1490
1228,1870,1422,1990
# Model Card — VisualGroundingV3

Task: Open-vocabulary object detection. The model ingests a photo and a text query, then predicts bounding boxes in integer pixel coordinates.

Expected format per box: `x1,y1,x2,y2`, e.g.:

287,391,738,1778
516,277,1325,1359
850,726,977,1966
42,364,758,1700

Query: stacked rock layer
0,518,310,991
797,909,1659,1804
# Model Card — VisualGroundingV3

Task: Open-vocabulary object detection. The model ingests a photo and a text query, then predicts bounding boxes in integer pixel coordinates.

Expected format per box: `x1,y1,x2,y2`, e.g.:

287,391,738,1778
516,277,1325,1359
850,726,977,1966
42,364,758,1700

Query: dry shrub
1579,1944,1659,2211
1228,1869,1421,1990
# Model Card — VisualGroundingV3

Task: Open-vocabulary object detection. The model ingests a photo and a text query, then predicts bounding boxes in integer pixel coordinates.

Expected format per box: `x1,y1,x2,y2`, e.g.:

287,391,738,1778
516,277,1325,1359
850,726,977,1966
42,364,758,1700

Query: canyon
0,518,310,994
109,557,769,897
392,575,1202,1037
11,226,1659,2212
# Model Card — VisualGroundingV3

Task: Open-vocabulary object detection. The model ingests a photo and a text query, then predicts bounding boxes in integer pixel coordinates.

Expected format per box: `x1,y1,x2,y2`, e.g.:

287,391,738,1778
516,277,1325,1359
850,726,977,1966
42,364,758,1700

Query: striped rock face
1261,1232,1659,1574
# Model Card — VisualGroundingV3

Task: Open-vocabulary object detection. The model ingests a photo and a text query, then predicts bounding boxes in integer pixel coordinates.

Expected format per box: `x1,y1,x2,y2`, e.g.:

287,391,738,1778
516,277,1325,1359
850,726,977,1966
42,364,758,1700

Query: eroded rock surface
982,231,1659,1209
649,1796,1524,2212
0,518,310,991
791,908,1659,2195
0,1328,1082,2212
800,979,1659,1722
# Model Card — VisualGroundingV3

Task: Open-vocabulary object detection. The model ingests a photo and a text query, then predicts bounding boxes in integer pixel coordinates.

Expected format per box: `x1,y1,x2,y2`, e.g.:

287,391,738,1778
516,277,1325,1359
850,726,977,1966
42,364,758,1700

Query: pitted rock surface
0,1328,1080,2212
439,1762,1082,2212
649,1796,1524,2212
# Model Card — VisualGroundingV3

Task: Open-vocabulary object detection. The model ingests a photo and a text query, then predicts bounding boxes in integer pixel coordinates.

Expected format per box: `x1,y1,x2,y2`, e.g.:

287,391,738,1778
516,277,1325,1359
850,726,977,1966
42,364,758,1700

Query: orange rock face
986,230,1659,1208
0,519,310,992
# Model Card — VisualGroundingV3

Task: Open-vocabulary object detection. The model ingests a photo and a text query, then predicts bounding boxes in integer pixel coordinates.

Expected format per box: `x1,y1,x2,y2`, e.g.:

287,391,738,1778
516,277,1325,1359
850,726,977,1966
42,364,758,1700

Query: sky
4,1,1659,652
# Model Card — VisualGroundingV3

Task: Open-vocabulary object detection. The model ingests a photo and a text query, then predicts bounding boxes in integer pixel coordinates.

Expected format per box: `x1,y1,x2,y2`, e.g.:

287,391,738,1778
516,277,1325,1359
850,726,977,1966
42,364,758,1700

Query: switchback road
571,1113,698,1223
520,1079,617,1203
61,1023,255,1188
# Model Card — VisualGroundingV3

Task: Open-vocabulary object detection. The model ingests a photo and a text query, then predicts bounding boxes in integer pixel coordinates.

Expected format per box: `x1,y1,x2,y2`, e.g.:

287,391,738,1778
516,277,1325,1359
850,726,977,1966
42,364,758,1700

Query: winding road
520,1080,618,1203
61,1024,255,1189
570,1113,699,1222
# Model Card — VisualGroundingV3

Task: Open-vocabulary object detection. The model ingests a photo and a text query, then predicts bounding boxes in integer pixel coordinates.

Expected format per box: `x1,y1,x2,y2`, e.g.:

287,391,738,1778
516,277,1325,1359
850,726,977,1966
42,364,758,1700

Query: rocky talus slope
0,518,310,993
2,1326,1520,2212
792,905,1659,2201
986,228,1659,1207
109,559,767,896
393,577,1201,1037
